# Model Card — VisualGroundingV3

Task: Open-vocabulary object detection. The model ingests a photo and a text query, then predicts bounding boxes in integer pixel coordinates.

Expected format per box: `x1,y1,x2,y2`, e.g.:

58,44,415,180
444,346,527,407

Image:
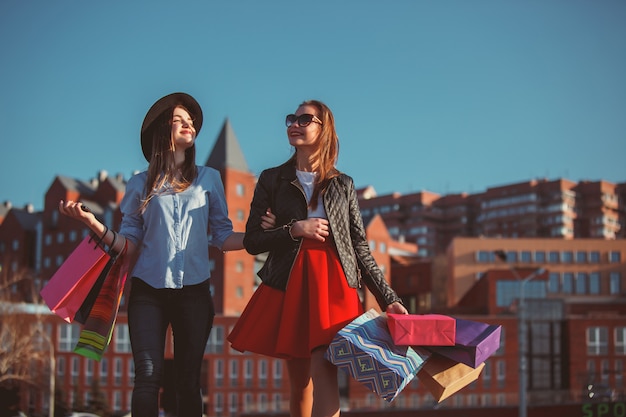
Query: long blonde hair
140,105,198,212
288,99,340,209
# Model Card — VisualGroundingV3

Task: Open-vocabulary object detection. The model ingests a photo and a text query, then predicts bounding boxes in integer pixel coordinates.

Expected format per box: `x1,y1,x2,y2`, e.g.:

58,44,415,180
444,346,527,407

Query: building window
244,359,253,388
236,183,245,196
476,251,491,263
562,273,574,294
482,361,492,389
609,251,621,263
229,359,239,387
561,251,573,263
496,360,506,388
229,393,238,414
576,251,587,263
589,251,601,263
520,251,532,263
587,327,608,355
59,324,81,352
589,273,600,295
113,391,122,412
576,273,587,294
369,240,375,251
56,232,65,244
57,357,66,379
69,230,78,242
548,273,560,293
235,260,244,273
236,209,245,221
114,358,123,386
379,242,387,254
506,251,517,262
45,235,52,246
114,324,131,353
534,251,546,263
273,359,283,388
207,325,224,354
86,360,93,386
71,357,80,385
99,358,108,386
615,327,626,355
128,359,134,386
259,359,268,388
236,286,243,298
610,272,622,295
616,360,624,388
213,392,224,414
214,359,224,388
12,239,19,250
548,251,559,263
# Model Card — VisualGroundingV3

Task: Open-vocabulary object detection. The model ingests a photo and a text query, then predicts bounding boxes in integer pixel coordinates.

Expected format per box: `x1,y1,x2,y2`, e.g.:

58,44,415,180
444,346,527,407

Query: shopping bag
74,242,129,361
40,233,113,323
427,318,501,368
387,313,456,346
417,353,485,402
325,309,429,402
73,257,116,325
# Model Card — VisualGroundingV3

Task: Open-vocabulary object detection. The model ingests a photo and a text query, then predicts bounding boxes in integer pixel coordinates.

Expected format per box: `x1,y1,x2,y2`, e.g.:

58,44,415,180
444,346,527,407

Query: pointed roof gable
204,118,249,173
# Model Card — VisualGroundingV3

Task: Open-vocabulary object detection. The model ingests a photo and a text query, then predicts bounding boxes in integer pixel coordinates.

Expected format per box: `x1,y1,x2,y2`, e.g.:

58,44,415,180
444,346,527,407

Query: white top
296,170,327,219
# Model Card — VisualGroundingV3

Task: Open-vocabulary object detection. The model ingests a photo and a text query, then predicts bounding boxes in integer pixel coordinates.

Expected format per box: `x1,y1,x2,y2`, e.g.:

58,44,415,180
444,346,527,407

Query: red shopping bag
40,233,112,323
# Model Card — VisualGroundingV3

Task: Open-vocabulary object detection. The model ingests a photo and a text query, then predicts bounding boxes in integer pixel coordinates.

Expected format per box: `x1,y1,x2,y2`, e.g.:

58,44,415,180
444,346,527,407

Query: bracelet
95,225,109,247
110,230,118,252
284,220,299,242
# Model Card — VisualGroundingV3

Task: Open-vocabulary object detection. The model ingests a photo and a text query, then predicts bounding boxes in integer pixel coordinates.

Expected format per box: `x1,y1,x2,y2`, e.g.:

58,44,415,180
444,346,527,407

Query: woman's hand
59,200,96,226
290,217,330,242
386,301,408,315
261,208,276,230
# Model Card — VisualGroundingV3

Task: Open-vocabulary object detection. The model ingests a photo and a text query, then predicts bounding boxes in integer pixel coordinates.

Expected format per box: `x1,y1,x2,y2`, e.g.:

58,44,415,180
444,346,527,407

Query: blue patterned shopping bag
325,309,429,402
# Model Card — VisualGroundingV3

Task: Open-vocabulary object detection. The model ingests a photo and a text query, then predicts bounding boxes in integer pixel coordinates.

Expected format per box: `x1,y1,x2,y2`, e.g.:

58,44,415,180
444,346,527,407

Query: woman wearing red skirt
228,100,407,417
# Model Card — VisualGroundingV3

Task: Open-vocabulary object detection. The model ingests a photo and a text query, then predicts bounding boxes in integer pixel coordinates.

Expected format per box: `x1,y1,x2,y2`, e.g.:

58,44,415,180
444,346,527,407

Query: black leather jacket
243,161,401,310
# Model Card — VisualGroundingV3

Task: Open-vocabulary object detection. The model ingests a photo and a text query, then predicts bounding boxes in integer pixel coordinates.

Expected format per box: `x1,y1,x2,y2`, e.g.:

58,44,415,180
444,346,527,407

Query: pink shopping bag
387,313,456,346
40,234,112,323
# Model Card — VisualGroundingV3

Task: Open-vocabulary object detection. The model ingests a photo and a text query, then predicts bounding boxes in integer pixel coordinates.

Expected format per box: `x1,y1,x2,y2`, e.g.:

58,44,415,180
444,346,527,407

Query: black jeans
128,277,214,417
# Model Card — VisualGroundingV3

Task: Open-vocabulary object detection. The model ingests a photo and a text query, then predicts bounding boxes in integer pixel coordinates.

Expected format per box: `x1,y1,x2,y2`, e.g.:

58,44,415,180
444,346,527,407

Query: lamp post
494,250,544,417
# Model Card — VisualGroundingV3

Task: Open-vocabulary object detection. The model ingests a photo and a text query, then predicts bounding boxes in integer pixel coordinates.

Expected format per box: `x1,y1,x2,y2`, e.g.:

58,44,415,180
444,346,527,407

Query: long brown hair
288,99,340,209
140,105,198,212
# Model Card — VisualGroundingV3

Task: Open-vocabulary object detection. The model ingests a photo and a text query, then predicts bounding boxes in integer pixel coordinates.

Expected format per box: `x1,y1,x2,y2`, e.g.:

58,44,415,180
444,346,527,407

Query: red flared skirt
227,237,363,359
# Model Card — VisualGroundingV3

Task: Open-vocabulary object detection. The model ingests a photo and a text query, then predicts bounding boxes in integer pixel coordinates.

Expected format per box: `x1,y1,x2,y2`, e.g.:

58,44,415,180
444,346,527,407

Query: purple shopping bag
427,318,501,368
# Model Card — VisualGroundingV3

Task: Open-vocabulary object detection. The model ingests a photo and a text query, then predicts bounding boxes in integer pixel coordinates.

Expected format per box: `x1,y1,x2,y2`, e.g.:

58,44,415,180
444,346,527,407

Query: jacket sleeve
344,175,402,309
243,169,298,255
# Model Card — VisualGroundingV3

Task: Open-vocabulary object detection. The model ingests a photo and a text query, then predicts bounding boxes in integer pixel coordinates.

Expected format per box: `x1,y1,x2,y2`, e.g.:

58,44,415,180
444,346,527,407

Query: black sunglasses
285,114,323,128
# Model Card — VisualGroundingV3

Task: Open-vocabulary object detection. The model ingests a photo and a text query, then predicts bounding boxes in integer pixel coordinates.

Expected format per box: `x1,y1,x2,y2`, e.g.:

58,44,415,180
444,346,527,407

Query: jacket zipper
284,178,308,288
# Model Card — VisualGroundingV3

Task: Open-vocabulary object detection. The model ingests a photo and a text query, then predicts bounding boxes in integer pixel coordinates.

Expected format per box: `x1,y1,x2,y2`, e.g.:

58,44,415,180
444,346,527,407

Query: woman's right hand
58,200,96,226
291,217,330,242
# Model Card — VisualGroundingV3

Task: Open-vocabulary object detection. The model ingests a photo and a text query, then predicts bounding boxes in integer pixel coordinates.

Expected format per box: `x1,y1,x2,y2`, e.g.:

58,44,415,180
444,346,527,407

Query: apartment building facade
358,177,626,258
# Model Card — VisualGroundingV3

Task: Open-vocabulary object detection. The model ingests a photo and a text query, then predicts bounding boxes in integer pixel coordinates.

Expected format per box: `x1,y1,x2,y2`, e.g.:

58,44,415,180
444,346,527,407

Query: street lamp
494,250,545,417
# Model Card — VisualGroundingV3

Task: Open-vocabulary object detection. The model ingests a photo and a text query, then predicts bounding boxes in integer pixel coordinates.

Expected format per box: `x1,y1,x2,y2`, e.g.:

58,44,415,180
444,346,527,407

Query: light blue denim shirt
119,166,234,289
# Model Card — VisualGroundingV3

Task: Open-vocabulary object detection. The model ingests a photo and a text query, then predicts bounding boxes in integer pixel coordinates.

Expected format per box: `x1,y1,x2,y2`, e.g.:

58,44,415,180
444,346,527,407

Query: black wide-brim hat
140,92,203,162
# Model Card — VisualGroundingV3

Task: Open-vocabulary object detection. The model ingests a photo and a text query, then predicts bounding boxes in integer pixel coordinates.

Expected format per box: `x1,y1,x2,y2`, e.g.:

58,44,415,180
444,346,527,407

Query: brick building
1,118,625,416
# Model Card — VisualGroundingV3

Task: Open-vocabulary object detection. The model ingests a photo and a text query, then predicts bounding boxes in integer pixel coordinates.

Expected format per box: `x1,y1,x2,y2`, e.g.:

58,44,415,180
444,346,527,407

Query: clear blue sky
1,0,625,211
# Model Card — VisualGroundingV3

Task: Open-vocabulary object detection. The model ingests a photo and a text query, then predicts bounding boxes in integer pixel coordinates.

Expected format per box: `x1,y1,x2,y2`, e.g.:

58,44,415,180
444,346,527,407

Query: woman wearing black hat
59,92,260,417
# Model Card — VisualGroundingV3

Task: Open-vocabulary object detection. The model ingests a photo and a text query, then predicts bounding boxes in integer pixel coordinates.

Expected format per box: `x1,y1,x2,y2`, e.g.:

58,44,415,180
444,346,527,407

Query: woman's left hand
386,301,408,315
261,208,276,230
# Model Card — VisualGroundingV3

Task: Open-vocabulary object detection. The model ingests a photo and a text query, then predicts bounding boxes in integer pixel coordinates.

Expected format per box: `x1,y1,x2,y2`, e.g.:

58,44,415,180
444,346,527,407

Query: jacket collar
278,159,298,181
